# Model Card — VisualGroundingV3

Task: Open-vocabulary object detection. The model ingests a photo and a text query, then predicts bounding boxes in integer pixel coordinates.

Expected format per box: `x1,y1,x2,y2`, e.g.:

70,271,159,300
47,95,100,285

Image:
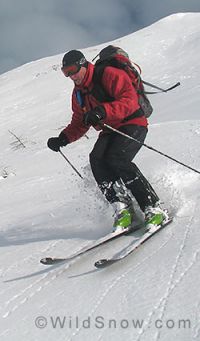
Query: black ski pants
89,125,159,212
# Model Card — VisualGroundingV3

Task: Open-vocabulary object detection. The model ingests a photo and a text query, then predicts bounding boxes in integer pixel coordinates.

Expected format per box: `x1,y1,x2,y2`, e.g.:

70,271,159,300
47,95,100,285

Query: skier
47,49,168,232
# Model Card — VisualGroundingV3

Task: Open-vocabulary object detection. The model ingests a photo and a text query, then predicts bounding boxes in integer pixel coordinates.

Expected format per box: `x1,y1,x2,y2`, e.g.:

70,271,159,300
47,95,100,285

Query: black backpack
91,45,180,119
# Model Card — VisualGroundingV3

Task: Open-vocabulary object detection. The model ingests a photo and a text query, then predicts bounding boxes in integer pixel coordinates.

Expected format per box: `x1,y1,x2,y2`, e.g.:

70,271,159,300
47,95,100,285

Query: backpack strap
91,62,115,102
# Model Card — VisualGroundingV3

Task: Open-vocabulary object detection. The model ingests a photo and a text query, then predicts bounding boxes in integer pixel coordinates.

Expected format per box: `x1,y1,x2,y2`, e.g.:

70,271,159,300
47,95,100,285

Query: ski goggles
61,57,86,77
61,63,81,77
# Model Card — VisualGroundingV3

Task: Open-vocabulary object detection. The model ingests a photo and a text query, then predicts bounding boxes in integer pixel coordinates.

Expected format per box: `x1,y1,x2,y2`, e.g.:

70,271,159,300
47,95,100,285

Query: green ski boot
144,205,168,227
112,202,133,232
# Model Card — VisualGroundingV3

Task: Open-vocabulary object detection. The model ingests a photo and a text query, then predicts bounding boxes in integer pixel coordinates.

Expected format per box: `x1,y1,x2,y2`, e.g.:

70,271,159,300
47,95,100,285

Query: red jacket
63,62,148,143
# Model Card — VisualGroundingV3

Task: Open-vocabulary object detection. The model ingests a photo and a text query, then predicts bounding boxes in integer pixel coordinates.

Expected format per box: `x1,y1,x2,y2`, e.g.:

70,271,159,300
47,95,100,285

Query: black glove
47,131,69,152
83,106,106,126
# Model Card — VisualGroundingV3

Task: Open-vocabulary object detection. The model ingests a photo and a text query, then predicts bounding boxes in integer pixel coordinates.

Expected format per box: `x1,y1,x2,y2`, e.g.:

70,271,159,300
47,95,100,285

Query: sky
0,0,200,75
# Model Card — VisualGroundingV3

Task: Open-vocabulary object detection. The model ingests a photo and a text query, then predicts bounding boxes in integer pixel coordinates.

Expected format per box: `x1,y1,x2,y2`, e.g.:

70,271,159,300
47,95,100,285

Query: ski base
94,217,173,268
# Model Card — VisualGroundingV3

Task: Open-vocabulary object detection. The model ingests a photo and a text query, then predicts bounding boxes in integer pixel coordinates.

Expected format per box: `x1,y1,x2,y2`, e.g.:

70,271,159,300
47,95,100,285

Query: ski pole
142,81,181,94
102,123,200,175
59,150,84,179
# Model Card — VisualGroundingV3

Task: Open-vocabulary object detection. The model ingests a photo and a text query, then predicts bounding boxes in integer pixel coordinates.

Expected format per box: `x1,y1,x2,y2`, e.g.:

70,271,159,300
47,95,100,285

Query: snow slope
0,12,200,341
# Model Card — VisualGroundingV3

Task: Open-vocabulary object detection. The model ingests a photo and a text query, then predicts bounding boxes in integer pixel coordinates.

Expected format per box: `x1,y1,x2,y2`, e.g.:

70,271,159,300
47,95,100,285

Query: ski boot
144,204,169,228
112,202,134,233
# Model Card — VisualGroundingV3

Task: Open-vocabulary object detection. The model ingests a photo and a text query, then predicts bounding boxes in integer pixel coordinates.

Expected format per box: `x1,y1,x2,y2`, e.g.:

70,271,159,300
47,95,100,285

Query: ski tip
94,259,108,268
40,257,66,265
40,257,53,265
95,258,117,268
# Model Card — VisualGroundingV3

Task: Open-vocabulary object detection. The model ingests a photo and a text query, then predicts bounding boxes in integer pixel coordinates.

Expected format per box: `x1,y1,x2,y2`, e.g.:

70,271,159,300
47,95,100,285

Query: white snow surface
0,12,200,341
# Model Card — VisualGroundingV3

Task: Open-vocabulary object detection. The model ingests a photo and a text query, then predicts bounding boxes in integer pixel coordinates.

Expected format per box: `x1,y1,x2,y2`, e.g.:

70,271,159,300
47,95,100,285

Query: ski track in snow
0,237,71,303
2,188,197,338
0,239,93,320
135,202,199,341
67,199,199,341
193,300,200,340
0,239,62,281
1,262,71,320
68,227,176,341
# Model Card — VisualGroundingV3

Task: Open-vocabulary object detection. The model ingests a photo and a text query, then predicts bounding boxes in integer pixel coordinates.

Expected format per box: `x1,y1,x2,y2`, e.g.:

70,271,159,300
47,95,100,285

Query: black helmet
62,50,87,68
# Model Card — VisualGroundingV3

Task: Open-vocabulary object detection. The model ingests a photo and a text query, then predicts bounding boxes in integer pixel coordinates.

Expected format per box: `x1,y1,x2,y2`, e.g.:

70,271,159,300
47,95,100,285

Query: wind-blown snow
0,12,200,341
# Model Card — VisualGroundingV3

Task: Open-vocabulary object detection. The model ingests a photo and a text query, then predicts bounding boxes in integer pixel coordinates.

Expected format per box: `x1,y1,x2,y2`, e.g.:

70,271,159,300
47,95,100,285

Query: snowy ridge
0,13,200,341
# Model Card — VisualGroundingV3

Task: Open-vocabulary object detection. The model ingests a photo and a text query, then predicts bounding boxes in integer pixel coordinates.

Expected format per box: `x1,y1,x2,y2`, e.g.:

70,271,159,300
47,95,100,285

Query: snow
0,12,200,341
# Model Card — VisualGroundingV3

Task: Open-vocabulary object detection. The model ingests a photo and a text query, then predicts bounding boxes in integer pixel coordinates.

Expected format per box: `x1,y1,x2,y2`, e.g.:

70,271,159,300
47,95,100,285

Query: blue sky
1,0,200,74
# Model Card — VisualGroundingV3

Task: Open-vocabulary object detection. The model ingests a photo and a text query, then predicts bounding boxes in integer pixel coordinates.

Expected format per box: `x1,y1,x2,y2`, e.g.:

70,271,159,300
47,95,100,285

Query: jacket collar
75,62,94,90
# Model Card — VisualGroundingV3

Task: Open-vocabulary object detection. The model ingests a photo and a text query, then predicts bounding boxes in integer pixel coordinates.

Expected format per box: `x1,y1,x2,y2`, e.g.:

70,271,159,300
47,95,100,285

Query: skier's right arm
62,112,89,143
47,91,89,152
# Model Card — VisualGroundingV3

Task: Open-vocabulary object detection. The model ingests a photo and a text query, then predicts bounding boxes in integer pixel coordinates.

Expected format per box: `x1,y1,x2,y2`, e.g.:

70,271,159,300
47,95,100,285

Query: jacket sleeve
62,90,89,143
100,66,140,125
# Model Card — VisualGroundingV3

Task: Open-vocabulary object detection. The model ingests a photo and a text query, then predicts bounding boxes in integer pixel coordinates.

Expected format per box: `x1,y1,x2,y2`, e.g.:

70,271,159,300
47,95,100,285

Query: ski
94,217,173,268
40,223,142,265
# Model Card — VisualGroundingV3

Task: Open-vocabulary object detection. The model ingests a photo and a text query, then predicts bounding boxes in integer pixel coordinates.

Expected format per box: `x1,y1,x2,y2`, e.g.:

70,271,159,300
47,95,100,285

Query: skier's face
69,67,87,85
